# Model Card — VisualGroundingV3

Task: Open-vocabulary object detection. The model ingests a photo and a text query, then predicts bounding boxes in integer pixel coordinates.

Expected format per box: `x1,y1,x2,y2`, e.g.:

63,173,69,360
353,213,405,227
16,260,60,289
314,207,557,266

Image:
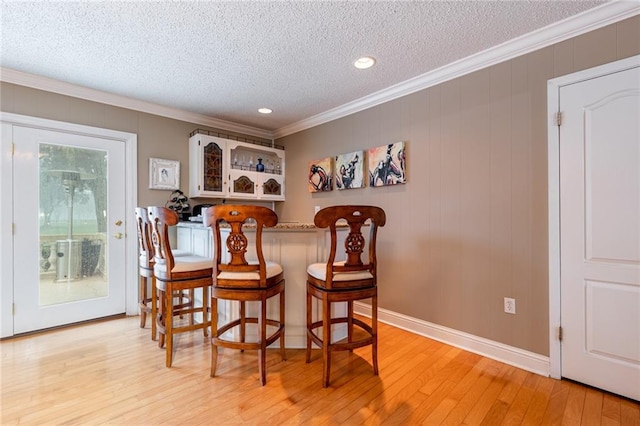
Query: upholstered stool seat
307,261,374,283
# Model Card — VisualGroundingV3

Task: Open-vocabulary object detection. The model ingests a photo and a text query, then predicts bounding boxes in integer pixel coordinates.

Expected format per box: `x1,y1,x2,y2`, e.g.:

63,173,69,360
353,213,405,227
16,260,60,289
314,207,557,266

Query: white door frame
547,54,640,379
0,112,138,337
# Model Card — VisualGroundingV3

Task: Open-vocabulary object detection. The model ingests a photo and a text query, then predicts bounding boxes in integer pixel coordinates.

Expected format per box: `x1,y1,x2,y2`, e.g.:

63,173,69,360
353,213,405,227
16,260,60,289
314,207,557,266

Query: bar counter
174,221,350,348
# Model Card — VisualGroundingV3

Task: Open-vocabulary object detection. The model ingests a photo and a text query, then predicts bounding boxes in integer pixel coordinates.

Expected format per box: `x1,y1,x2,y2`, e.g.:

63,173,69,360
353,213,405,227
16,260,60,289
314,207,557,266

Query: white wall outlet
504,297,516,314
314,206,321,215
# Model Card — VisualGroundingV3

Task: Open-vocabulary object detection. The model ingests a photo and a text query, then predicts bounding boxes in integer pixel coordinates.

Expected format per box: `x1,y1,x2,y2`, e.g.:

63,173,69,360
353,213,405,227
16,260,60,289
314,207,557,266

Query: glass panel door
13,126,126,334
39,144,108,306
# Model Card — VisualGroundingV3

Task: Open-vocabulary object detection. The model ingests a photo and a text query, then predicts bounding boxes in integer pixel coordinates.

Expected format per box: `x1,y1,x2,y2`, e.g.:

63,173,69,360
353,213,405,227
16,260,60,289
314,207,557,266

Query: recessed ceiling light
354,56,376,69
258,107,272,114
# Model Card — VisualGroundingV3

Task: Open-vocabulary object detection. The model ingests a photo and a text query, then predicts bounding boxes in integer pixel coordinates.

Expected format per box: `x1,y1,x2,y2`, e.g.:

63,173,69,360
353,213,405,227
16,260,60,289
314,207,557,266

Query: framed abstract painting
308,157,333,192
367,141,406,187
335,150,364,190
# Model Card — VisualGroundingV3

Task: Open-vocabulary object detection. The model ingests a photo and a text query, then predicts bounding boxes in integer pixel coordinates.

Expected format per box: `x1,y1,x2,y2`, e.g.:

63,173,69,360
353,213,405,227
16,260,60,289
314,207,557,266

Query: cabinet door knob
115,220,123,226
114,233,123,239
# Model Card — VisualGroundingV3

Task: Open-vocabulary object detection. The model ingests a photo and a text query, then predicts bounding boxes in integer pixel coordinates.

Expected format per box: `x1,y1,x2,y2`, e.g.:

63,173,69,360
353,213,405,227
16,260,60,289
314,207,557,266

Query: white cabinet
227,140,285,200
191,227,212,258
188,133,228,198
228,168,285,200
175,225,212,258
176,226,191,251
189,132,285,200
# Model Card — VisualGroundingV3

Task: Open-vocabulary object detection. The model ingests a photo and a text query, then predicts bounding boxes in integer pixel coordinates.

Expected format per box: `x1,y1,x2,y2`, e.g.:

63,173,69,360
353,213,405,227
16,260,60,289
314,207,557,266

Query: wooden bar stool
135,207,191,341
203,205,285,386
305,205,386,387
148,206,212,367
134,207,157,339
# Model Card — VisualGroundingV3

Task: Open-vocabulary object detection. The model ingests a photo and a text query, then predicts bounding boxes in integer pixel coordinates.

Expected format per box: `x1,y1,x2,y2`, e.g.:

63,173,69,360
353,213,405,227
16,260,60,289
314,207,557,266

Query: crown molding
2,1,637,141
273,1,640,138
0,67,274,140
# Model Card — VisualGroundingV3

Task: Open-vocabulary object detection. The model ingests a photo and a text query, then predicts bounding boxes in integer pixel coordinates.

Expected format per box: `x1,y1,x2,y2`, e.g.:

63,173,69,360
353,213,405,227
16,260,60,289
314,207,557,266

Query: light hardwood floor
1,316,638,425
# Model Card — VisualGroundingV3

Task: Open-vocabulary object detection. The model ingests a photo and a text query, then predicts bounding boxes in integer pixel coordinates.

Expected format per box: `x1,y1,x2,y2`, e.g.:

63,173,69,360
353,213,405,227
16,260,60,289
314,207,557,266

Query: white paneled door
559,64,640,400
12,125,128,334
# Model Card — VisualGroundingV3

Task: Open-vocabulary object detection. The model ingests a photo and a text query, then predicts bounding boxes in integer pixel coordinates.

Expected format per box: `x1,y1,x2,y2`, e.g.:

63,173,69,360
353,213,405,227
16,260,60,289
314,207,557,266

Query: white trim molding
274,1,639,138
1,2,636,141
354,302,551,378
0,68,273,141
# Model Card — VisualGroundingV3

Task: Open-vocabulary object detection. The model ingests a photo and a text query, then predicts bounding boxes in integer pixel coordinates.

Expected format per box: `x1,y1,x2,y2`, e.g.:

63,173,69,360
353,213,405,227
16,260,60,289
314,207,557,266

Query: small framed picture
149,158,180,190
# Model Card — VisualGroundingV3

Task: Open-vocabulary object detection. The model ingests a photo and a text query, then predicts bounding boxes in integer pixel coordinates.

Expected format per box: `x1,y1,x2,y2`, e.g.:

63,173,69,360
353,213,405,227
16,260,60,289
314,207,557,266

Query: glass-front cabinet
189,134,227,198
227,141,285,200
189,132,285,200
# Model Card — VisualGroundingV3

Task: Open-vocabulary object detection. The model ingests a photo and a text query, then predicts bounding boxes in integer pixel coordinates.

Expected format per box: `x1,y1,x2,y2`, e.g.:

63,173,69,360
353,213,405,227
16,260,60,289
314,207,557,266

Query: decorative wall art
308,157,333,192
367,141,406,187
149,158,180,190
335,150,364,190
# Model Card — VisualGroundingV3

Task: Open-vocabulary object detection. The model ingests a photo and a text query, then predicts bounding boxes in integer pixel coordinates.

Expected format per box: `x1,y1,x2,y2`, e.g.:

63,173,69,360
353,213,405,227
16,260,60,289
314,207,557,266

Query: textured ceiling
1,1,610,133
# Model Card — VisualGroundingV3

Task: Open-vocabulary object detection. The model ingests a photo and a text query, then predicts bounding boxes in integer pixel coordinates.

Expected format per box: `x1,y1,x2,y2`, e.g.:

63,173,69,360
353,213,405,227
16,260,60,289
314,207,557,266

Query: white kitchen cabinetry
176,226,191,252
191,227,212,258
188,133,227,198
189,132,285,200
175,225,212,258
227,140,285,200
228,168,285,200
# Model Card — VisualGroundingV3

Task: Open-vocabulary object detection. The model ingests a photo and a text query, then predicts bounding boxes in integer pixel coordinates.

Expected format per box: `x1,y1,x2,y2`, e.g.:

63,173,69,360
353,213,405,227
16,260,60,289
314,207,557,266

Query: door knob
115,220,123,226
114,232,123,239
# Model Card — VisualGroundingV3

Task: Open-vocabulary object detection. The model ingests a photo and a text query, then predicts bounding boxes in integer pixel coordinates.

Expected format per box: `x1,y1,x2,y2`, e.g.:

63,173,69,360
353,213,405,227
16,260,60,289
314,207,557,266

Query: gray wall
1,15,638,356
0,85,270,210
276,16,640,356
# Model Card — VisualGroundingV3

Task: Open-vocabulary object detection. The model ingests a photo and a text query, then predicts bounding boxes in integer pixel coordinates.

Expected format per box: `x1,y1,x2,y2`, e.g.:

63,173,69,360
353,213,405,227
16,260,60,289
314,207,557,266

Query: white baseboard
354,302,550,377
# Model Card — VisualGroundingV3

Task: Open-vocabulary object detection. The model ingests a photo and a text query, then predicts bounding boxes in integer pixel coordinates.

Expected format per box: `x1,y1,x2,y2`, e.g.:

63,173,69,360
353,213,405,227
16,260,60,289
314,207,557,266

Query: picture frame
149,158,180,190
308,157,333,192
335,150,365,190
367,141,406,187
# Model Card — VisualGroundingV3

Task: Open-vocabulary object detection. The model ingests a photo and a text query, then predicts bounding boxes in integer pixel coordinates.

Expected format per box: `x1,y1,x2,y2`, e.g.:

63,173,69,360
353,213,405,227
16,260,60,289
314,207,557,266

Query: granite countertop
271,222,318,229
177,220,354,230
177,220,318,230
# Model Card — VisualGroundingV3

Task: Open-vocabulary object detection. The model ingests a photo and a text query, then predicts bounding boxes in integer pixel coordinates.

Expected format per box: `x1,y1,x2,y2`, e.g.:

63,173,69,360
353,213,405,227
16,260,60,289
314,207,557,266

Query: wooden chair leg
322,295,331,388
157,285,166,349
139,275,147,328
372,293,379,375
259,297,267,386
151,276,157,341
166,283,174,368
240,301,246,351
280,288,286,361
188,289,195,325
202,286,209,338
347,300,354,351
305,288,312,364
210,296,218,378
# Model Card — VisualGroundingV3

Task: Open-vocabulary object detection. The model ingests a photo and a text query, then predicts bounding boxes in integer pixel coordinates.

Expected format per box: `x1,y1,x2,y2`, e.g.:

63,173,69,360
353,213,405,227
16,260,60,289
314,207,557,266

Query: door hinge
12,303,15,316
555,111,563,126
12,223,15,235
558,326,563,341
11,143,15,156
